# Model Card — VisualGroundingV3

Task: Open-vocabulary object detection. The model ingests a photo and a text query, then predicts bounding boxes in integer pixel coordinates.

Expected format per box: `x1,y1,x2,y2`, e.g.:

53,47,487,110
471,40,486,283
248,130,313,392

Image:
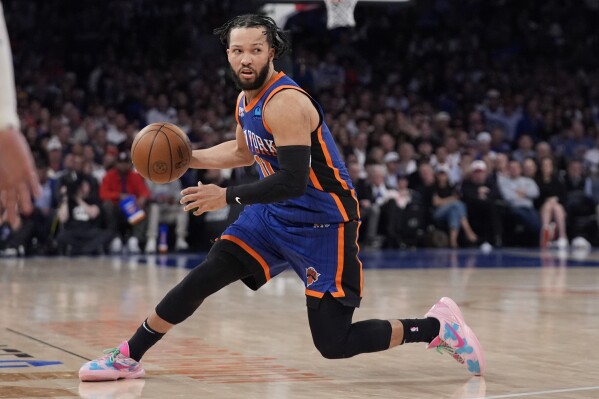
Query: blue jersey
235,72,359,224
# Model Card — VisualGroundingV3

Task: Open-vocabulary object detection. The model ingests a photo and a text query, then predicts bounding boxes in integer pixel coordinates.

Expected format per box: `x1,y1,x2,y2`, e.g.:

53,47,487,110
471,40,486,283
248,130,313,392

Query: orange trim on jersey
235,95,242,126
329,193,349,220
254,155,269,177
221,234,271,281
261,158,275,175
350,189,361,219
262,85,308,134
317,127,350,191
315,127,352,220
334,223,346,297
305,289,325,298
244,71,285,112
309,169,324,190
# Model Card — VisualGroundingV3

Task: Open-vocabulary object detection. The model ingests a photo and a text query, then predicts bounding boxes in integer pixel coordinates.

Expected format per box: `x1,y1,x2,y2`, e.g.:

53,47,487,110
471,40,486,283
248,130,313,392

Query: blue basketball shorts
219,204,363,308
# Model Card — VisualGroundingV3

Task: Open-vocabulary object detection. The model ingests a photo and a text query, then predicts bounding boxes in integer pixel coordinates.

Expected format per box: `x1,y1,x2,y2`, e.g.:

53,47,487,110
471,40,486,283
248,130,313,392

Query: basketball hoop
323,0,358,30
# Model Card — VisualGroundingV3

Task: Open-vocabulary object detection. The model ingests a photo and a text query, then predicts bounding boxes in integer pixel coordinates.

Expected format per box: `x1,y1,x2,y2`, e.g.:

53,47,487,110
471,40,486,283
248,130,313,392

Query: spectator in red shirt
100,151,150,253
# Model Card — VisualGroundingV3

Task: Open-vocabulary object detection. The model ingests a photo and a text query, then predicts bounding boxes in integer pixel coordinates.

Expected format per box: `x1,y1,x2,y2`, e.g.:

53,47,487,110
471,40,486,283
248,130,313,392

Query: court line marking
474,385,599,399
6,328,91,361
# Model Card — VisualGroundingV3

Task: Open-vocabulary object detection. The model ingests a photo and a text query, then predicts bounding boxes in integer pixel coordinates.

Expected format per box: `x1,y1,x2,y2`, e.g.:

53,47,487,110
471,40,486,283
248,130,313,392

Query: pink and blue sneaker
79,341,145,382
425,297,486,376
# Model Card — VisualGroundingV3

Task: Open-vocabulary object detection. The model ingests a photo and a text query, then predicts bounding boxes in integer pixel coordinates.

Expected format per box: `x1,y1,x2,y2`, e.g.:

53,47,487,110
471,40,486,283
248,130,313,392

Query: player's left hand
180,181,227,216
0,128,42,228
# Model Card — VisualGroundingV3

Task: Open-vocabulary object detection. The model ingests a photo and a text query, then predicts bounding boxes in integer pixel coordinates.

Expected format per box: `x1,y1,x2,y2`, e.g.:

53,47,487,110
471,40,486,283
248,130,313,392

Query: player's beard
230,63,270,91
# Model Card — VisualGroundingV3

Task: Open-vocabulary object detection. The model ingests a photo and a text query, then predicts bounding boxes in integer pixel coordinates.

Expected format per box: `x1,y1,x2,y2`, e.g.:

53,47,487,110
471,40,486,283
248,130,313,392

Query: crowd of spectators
3,0,599,255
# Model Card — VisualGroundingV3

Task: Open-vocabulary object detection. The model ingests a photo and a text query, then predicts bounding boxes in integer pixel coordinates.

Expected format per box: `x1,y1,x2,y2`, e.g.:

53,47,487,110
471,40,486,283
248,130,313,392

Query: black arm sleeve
225,145,311,205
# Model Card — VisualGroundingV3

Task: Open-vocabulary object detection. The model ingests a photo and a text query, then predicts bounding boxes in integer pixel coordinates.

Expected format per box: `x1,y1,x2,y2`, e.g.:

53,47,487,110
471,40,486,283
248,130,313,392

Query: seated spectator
563,158,595,238
535,141,554,165
415,140,434,163
480,89,504,131
563,159,594,212
397,142,418,176
458,152,476,182
382,151,400,188
489,127,511,154
410,162,436,216
461,160,502,248
46,136,64,176
562,121,594,161
145,179,189,253
380,173,424,248
475,131,497,161
378,132,396,154
497,96,522,144
430,166,478,248
430,145,460,184
146,93,178,125
362,163,390,247
31,158,59,254
492,153,509,181
99,151,150,253
535,157,568,248
82,143,106,183
56,176,113,255
498,160,542,241
512,134,536,163
522,157,538,179
351,132,369,178
515,99,543,143
55,153,99,203
348,161,375,244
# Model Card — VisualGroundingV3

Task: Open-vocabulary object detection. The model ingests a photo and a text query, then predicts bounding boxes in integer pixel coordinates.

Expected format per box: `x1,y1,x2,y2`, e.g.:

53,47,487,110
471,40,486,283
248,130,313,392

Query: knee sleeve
315,340,347,360
309,299,354,359
155,240,252,324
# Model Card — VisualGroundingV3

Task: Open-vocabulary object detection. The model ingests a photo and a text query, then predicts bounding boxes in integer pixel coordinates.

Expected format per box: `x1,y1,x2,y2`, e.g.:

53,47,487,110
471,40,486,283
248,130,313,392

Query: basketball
131,122,192,184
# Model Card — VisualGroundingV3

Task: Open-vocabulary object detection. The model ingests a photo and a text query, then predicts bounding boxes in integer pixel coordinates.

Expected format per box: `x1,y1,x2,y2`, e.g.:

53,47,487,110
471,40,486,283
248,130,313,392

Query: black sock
127,319,165,361
399,317,440,344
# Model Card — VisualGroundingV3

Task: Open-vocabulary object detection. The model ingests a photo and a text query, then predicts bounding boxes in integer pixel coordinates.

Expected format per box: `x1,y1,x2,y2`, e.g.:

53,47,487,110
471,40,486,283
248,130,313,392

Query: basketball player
79,14,485,382
0,2,41,227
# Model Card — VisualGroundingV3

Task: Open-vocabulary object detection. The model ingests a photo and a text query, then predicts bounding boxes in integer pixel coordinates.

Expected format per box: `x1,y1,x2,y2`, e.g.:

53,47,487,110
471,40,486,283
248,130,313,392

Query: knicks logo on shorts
306,267,320,287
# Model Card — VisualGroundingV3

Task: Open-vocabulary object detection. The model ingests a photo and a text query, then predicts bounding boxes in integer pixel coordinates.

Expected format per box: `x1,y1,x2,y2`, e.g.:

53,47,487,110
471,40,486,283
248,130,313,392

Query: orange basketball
131,122,192,184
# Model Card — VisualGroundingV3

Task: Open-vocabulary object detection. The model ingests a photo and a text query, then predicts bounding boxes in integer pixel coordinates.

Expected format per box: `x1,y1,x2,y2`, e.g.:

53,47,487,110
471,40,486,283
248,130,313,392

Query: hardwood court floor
0,248,598,399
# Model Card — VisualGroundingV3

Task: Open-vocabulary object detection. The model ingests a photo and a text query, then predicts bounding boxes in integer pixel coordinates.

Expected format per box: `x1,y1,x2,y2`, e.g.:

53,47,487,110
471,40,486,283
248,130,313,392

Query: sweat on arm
225,145,311,205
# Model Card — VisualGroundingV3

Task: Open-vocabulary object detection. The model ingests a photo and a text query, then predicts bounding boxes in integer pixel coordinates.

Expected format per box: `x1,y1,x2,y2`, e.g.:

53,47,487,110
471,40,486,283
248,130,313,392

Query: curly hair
213,14,291,59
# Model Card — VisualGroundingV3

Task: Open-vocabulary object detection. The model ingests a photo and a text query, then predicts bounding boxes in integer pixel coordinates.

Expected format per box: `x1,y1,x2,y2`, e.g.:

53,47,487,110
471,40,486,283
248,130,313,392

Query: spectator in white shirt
498,160,541,238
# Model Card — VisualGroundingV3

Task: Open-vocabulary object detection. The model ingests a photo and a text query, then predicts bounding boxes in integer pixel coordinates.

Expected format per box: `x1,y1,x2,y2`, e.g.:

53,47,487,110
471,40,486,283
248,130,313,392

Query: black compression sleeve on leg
226,145,310,205
155,241,253,324
307,293,392,359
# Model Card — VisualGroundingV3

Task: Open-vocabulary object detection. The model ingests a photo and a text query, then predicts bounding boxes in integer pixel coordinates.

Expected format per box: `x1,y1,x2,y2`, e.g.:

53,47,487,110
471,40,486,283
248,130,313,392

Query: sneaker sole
439,297,486,376
79,367,145,382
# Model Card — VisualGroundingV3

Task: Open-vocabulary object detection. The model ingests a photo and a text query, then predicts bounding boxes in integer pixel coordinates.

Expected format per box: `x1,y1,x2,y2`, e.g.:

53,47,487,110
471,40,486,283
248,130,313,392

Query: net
323,0,358,29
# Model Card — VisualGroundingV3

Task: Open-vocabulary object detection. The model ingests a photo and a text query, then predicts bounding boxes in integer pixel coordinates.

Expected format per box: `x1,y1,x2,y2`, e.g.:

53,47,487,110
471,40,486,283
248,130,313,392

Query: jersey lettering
244,128,276,157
